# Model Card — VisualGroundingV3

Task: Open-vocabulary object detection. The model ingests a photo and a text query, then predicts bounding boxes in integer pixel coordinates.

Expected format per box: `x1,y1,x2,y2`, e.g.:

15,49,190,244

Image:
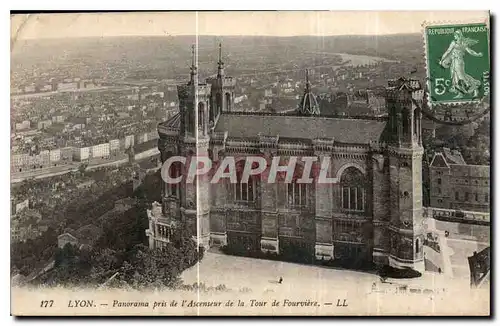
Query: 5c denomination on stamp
424,22,490,106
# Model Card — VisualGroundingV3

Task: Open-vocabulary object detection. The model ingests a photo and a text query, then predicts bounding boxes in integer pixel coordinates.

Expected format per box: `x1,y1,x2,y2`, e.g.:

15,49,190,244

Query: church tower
175,45,212,247
178,45,202,139
207,43,236,123
383,77,425,272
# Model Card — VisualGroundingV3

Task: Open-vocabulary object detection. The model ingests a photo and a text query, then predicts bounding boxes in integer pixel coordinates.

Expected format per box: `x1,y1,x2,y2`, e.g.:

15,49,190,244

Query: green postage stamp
424,21,490,106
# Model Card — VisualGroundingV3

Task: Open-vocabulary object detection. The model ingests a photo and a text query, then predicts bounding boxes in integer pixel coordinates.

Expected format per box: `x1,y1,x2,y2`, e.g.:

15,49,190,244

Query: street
10,148,159,183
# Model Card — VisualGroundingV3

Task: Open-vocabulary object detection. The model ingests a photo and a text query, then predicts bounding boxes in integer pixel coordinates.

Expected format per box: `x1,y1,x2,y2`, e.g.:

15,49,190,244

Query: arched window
390,105,397,131
185,109,194,133
216,93,222,116
209,98,214,122
288,182,307,207
340,167,366,212
233,160,257,202
225,93,231,112
167,161,181,198
413,109,418,137
287,163,309,208
402,109,409,136
198,102,205,132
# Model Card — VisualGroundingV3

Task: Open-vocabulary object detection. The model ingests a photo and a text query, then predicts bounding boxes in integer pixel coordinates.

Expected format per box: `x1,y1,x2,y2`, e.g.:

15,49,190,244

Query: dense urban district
11,35,490,290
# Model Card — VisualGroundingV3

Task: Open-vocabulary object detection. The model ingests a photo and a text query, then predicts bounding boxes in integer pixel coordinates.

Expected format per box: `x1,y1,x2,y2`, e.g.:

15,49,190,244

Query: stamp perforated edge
421,16,491,109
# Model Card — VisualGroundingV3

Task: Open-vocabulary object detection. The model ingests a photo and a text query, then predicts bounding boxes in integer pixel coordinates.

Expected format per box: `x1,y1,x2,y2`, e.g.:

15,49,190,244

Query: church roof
214,113,386,144
468,246,490,289
430,153,449,168
297,69,320,116
298,92,320,115
159,112,181,132
442,147,466,165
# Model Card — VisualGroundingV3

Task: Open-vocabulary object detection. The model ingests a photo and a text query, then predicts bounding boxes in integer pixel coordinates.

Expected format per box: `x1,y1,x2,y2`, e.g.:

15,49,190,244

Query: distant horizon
14,33,423,41
11,11,488,40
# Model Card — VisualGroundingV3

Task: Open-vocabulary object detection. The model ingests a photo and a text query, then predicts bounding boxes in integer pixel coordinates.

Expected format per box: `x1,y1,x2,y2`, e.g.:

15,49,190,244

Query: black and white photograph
9,11,491,316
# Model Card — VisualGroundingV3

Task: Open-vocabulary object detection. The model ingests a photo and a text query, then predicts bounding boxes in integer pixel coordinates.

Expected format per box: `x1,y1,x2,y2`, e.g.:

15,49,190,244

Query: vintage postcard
10,11,490,316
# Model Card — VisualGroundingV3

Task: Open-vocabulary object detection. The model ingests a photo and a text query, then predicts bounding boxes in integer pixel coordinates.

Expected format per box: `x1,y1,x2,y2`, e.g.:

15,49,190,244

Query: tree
120,244,180,289
78,163,88,175
11,227,58,276
49,244,92,285
463,119,490,165
435,124,468,150
87,248,123,285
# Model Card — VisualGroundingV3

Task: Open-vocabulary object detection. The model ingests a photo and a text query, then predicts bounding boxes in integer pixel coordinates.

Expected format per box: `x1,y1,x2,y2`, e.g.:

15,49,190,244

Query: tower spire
218,43,222,65
297,68,320,116
305,69,310,92
190,44,197,83
217,42,224,78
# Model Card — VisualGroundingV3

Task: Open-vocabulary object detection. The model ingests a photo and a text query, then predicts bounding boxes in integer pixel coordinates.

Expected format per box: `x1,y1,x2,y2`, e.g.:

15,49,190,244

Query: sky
11,11,489,40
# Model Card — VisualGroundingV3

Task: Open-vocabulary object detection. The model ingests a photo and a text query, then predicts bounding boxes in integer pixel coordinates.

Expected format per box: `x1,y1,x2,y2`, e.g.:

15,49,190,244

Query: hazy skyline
11,11,489,40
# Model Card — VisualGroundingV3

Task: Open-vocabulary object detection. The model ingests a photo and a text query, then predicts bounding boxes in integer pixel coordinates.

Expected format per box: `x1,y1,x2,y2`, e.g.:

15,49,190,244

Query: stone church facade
146,45,426,272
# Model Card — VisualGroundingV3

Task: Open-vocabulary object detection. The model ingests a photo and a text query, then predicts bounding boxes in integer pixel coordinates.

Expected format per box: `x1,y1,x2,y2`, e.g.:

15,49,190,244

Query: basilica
146,45,426,272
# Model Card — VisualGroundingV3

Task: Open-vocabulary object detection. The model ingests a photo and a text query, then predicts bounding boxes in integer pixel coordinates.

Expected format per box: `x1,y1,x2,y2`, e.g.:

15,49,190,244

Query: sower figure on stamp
439,29,483,99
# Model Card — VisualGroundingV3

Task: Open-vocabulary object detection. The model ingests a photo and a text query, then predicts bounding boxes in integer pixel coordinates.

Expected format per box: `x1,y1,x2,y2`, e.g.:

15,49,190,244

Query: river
306,51,399,67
